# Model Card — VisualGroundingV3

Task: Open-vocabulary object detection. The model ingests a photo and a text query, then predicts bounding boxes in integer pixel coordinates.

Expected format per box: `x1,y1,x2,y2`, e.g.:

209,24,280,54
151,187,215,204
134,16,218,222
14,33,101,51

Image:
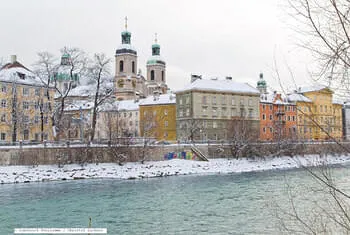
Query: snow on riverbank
1,154,350,184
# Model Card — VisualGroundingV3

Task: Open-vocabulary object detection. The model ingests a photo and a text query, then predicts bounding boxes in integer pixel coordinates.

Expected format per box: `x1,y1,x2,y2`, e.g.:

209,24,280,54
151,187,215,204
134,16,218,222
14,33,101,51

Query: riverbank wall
0,142,349,166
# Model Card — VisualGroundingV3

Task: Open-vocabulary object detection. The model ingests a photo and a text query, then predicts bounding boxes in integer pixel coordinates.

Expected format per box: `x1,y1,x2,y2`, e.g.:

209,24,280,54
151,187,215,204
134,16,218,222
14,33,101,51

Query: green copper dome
257,73,266,88
121,30,131,44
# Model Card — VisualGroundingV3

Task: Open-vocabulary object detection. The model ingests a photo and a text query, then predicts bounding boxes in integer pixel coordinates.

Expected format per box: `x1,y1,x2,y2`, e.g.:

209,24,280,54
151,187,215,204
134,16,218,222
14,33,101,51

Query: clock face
118,79,124,88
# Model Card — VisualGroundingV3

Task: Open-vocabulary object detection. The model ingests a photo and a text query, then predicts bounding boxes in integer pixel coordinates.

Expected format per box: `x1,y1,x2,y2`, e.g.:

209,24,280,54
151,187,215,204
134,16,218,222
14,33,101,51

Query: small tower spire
125,16,128,31
155,33,158,44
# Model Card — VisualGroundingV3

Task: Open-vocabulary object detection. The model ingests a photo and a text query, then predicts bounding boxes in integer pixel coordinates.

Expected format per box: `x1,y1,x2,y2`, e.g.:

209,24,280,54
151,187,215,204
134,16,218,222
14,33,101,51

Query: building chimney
11,55,17,63
226,76,232,80
191,74,202,83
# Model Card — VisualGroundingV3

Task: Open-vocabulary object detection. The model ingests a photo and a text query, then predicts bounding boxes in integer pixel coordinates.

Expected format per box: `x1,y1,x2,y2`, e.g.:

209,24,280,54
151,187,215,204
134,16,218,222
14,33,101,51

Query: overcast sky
0,0,313,92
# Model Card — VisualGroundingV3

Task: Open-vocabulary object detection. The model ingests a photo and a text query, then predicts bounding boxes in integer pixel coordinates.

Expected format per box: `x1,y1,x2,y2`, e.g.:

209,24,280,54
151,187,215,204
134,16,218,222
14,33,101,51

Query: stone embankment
0,142,348,166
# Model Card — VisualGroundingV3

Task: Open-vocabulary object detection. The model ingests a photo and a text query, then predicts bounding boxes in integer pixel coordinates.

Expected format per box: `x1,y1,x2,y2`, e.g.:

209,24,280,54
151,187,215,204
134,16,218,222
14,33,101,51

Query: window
202,96,207,104
262,114,266,120
161,71,164,82
292,116,295,121
23,87,29,96
44,117,48,124
129,112,132,117
150,70,155,81
23,102,29,110
202,107,207,115
164,109,168,115
129,121,133,126
179,98,183,105
263,127,266,133
221,96,226,105
35,133,39,141
0,114,5,122
262,104,265,110
35,88,40,96
240,99,244,106
248,99,252,106
179,110,183,117
231,108,236,116
185,96,190,104
132,61,135,73
240,108,245,117
119,60,124,72
270,127,273,133
34,116,39,124
1,99,6,108
248,109,253,118
23,130,29,140
222,108,227,116
23,116,29,123
231,97,235,105
320,105,323,112
212,108,217,116
269,105,272,110
269,114,273,120
1,85,7,93
0,133,5,141
213,121,217,128
124,113,127,118
212,96,217,105
164,121,168,127
34,101,39,110
186,108,190,116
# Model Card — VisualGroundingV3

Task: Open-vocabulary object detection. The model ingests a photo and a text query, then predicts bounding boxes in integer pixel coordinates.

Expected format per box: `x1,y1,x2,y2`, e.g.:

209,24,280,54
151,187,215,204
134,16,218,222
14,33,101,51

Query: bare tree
33,48,88,140
287,0,350,87
87,53,112,142
227,118,259,159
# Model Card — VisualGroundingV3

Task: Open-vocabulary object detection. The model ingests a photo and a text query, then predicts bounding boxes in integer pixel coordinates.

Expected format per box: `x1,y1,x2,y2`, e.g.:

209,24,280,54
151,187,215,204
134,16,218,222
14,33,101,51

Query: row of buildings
0,20,347,143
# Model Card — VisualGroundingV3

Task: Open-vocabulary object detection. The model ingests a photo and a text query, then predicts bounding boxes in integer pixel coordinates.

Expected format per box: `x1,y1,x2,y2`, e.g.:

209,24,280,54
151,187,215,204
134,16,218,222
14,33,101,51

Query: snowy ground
1,154,350,184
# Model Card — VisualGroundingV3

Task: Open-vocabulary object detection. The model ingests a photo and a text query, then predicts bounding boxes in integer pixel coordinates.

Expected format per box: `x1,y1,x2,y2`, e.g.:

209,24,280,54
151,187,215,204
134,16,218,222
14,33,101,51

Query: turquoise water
1,167,350,234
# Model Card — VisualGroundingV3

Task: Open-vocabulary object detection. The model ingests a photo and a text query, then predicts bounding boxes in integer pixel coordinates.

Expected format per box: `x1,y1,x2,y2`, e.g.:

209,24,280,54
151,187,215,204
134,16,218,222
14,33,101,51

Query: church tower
114,17,140,100
257,72,267,94
146,34,167,96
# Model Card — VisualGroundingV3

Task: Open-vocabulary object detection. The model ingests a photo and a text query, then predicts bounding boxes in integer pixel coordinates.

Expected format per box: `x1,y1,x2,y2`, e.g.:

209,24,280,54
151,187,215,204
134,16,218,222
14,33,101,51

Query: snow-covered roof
140,93,176,106
332,98,344,105
298,84,330,93
260,93,275,103
64,100,94,111
100,99,144,112
68,84,94,97
176,78,259,95
147,55,166,65
260,92,293,105
117,43,137,52
287,93,312,103
0,63,49,88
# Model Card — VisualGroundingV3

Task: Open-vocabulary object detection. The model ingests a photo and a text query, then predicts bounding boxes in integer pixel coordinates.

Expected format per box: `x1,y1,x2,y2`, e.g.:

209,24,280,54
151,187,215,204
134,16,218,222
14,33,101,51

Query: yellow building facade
288,86,342,140
0,58,55,142
139,94,176,142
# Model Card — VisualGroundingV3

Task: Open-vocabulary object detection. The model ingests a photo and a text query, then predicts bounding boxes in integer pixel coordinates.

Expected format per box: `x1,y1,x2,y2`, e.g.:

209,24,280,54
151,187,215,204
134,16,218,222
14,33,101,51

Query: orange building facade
259,93,297,141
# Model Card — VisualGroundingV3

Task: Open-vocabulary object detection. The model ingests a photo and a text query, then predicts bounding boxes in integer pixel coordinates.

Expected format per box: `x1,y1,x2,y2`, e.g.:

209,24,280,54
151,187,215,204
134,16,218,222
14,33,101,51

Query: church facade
114,20,168,100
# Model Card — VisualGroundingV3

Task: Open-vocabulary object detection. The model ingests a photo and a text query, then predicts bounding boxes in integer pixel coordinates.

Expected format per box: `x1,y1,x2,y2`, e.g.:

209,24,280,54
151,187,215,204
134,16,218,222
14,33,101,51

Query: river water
1,165,350,234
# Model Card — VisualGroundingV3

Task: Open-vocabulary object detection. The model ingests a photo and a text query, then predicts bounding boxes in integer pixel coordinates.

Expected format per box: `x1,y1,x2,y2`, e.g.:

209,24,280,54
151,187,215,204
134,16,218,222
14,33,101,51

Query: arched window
161,71,164,82
119,60,124,72
151,70,155,81
132,61,135,73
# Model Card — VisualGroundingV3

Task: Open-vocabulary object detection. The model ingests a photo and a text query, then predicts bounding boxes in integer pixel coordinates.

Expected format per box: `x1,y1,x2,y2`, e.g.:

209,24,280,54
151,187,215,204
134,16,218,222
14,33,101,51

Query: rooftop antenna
155,33,158,43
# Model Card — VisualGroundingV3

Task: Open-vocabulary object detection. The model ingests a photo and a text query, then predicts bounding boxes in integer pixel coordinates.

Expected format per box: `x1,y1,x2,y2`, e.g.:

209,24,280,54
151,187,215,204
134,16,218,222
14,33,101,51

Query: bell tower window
132,61,135,73
151,70,155,81
119,61,124,73
161,71,164,82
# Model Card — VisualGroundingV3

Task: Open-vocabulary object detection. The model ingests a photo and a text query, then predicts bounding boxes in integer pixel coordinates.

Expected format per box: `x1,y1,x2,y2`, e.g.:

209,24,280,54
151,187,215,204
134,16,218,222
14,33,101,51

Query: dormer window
17,72,25,80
